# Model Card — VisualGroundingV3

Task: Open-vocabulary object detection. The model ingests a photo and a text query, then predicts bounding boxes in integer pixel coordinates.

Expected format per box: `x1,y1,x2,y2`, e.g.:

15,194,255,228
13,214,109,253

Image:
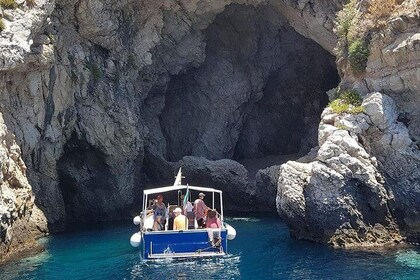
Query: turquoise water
1,215,420,280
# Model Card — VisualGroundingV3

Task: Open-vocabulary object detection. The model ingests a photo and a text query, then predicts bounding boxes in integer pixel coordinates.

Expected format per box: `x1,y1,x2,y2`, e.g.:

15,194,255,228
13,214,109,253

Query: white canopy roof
143,185,222,195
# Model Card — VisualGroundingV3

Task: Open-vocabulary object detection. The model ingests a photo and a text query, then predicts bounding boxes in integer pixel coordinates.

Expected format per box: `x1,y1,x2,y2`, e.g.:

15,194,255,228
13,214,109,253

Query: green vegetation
329,90,364,115
336,124,349,130
340,89,362,106
334,0,370,75
348,39,370,75
335,0,357,40
0,0,17,9
0,18,5,32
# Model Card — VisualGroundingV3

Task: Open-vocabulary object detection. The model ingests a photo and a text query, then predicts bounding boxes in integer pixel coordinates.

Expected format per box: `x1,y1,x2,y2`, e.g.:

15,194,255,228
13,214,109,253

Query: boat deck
148,251,225,259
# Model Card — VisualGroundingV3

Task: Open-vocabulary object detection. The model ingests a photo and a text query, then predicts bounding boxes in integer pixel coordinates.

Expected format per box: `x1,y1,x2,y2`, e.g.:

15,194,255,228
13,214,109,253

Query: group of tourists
149,192,221,231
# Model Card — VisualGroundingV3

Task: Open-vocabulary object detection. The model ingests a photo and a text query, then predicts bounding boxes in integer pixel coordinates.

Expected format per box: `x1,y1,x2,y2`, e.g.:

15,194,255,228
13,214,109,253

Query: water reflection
130,255,241,280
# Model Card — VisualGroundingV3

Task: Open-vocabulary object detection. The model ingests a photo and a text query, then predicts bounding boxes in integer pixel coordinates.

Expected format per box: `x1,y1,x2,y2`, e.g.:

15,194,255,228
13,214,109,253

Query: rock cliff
0,0,344,260
0,0,419,261
0,113,47,262
277,0,420,247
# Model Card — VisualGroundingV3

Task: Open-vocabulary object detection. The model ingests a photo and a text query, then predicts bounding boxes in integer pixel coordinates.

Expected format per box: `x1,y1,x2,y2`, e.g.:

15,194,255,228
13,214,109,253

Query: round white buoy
133,216,141,225
226,223,236,240
130,232,142,247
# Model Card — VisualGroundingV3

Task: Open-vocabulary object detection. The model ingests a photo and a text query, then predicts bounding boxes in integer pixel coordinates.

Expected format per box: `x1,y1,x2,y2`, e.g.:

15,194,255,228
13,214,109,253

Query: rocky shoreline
0,113,47,263
1,0,420,264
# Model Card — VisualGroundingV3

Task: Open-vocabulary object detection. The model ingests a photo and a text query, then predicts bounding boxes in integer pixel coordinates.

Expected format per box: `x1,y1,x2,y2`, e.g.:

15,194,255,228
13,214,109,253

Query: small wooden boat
130,169,236,259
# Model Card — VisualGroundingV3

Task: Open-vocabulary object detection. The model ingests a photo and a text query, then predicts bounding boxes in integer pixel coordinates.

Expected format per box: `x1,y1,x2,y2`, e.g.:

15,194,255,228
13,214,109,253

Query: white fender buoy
133,216,141,225
130,232,142,247
226,223,236,240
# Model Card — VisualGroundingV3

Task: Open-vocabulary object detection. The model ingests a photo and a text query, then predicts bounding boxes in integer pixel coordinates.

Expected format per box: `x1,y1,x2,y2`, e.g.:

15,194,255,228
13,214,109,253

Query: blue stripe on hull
142,230,228,259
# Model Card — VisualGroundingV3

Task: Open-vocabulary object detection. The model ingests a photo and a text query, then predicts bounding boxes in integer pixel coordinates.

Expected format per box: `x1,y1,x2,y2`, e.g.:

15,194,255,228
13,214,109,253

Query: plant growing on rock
334,0,370,75
329,90,364,115
0,0,17,9
341,89,363,106
369,0,397,19
348,39,370,75
335,0,358,41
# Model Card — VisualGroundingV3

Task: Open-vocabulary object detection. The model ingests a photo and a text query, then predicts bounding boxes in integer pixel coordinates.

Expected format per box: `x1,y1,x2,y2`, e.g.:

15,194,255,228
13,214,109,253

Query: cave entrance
159,3,339,167
57,134,117,223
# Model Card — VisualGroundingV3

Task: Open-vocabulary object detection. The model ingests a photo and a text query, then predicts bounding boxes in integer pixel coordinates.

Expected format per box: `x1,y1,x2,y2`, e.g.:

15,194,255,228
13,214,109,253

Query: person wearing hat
152,194,167,231
194,193,209,228
173,207,187,230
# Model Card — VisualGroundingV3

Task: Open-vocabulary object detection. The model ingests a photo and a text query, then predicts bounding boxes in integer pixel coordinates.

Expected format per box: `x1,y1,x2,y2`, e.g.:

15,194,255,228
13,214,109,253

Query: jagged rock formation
0,113,47,262
341,2,420,142
276,1,420,247
277,93,409,246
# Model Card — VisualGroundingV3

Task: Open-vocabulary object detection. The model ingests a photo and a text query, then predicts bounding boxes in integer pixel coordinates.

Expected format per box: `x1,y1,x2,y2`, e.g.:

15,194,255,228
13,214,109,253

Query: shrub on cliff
0,0,17,9
334,0,370,75
329,90,364,114
348,39,370,75
336,0,357,40
340,90,362,106
369,0,397,19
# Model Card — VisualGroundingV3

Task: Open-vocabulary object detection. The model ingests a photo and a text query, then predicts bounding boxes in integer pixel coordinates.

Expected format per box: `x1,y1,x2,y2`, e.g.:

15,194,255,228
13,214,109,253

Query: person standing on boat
152,194,167,231
173,207,188,230
194,192,209,228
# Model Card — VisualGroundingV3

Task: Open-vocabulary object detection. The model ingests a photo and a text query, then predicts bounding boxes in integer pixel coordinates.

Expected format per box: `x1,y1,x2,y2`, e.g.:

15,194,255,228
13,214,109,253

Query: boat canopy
143,185,222,195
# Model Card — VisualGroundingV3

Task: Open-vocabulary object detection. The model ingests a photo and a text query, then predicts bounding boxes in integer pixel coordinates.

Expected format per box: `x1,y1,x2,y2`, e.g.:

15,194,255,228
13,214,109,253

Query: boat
130,168,237,259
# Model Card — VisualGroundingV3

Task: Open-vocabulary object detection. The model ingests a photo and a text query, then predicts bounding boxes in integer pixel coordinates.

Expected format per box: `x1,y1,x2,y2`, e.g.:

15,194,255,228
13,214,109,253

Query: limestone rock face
0,0,418,260
340,7,420,143
277,92,420,246
0,113,47,262
0,0,342,230
0,0,344,261
255,165,282,210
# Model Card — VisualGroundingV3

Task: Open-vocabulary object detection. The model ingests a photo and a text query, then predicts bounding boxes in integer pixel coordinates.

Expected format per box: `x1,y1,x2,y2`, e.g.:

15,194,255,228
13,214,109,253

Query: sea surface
1,214,420,280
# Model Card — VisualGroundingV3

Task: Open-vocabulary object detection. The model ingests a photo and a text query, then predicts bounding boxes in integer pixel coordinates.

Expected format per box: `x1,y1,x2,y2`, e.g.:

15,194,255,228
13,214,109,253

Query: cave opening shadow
159,3,340,163
57,134,117,224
